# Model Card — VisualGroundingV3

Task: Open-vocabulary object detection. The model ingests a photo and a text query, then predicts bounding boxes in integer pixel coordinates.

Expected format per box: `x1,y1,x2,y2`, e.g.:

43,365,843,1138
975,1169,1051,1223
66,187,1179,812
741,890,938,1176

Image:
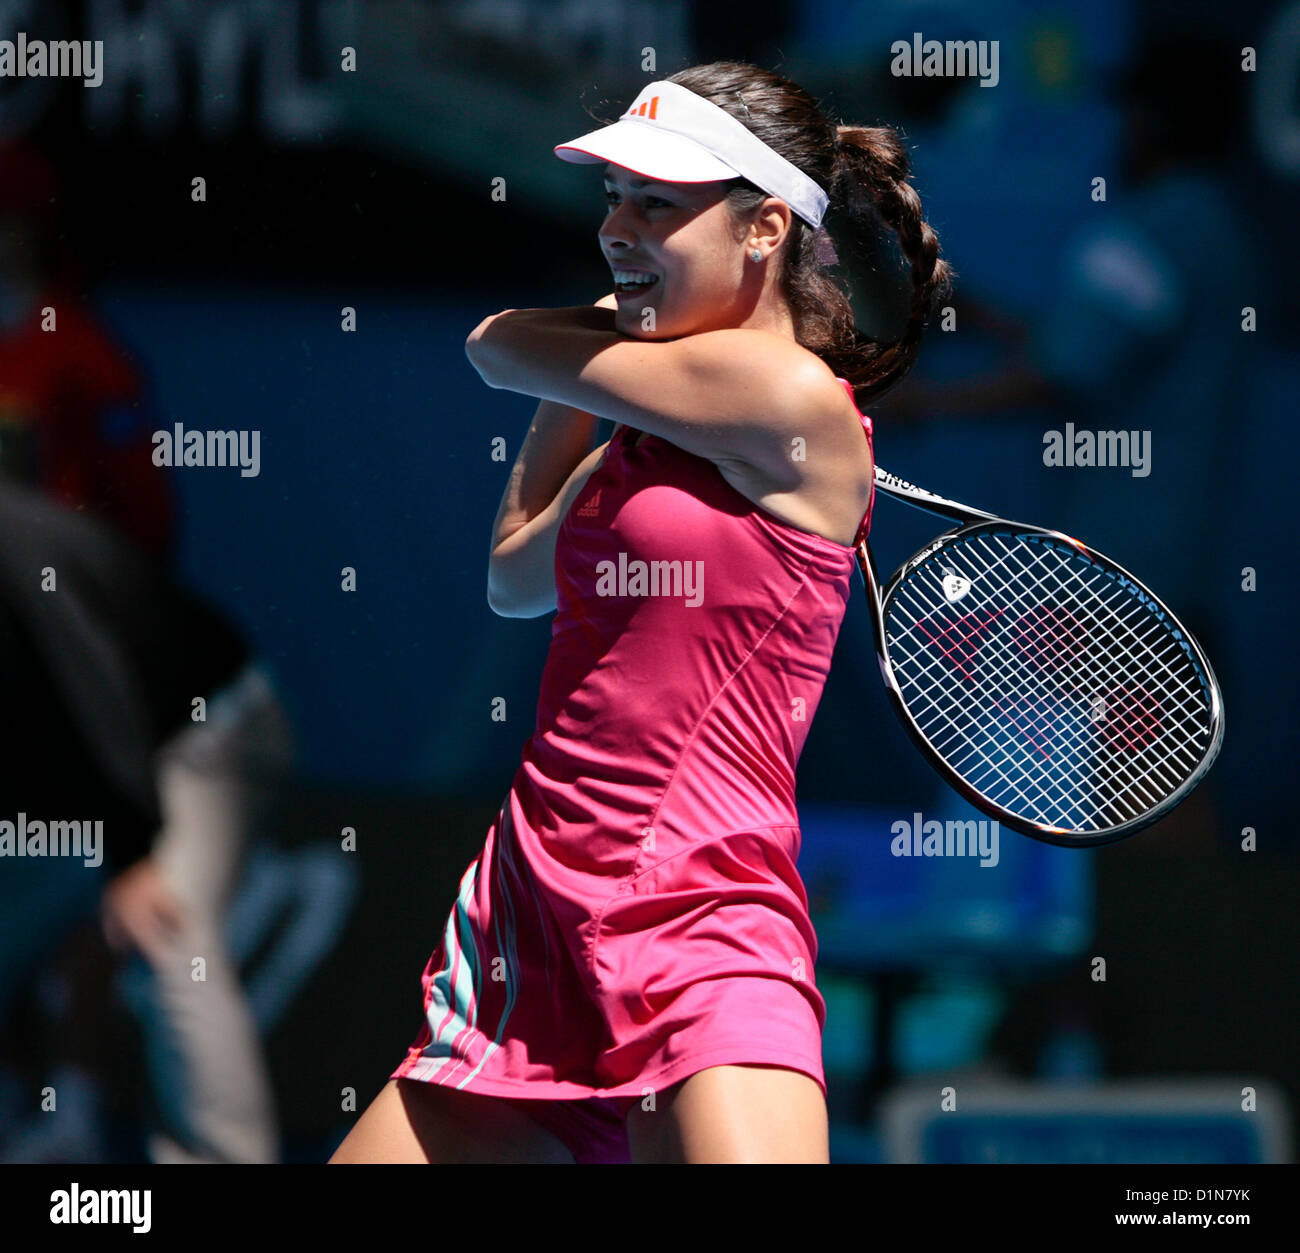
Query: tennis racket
855,466,1224,847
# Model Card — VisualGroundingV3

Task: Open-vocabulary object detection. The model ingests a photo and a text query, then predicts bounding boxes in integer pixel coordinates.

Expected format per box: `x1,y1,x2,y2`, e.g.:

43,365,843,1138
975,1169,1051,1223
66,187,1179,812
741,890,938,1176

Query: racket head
858,520,1223,847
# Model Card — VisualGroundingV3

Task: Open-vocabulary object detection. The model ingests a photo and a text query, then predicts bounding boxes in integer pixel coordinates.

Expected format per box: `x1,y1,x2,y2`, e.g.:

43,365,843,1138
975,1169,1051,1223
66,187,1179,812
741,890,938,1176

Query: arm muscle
487,437,610,618
467,307,834,483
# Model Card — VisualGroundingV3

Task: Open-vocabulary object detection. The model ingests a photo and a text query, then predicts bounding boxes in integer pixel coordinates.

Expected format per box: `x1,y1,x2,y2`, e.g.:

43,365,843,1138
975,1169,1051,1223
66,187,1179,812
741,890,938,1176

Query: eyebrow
601,169,672,190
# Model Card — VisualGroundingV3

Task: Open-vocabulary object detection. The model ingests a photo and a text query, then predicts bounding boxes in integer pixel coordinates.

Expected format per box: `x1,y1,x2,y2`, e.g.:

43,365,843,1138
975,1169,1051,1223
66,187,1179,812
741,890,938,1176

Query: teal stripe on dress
418,855,481,1079
456,805,522,1087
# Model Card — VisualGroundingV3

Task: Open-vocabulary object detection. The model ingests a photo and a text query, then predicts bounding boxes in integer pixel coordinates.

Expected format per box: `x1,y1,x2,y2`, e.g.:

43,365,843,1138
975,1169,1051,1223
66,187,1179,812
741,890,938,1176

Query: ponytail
826,123,954,402
666,62,954,407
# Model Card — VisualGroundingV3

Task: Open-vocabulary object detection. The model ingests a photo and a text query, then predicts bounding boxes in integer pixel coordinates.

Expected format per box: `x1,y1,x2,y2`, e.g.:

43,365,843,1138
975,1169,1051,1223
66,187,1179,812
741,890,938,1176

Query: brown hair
663,61,953,406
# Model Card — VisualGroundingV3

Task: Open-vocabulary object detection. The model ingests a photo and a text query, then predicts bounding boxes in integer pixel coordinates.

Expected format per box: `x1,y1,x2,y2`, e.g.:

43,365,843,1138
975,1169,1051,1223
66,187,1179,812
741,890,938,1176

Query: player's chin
615,315,669,340
615,301,682,341
613,287,661,322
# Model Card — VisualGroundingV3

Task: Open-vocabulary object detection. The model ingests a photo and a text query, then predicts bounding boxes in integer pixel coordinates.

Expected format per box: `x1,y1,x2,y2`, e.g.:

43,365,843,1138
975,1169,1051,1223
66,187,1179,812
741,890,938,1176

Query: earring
749,247,762,262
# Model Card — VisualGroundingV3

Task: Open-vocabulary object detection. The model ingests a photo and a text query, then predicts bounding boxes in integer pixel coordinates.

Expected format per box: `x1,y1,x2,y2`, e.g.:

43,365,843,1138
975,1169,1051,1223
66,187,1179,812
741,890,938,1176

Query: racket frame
855,466,1225,847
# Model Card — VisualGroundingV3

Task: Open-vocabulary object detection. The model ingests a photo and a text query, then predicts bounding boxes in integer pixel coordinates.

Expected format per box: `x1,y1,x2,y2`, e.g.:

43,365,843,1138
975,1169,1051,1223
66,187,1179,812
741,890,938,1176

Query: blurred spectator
881,33,1264,644
0,481,294,1162
0,141,294,1162
0,141,175,561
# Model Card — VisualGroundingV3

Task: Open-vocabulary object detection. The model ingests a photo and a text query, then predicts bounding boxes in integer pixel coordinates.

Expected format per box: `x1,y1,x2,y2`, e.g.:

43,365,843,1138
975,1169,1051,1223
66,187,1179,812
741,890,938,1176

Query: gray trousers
136,663,294,1164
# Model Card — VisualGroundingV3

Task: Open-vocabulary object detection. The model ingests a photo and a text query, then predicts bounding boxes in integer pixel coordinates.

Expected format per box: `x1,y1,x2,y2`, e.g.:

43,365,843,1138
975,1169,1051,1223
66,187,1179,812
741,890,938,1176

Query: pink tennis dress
391,377,875,1161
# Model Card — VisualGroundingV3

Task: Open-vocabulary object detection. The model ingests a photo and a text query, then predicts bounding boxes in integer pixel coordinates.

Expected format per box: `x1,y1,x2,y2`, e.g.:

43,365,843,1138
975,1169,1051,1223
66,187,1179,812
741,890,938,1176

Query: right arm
487,398,609,618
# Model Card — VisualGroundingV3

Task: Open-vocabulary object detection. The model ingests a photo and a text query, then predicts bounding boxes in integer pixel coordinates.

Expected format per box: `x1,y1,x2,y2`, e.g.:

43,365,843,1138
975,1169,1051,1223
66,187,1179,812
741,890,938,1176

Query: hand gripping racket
855,466,1223,847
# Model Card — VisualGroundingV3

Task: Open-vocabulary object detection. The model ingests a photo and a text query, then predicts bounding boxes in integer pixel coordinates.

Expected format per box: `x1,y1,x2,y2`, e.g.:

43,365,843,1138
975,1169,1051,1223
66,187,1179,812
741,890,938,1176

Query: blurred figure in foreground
0,140,293,1162
0,482,293,1162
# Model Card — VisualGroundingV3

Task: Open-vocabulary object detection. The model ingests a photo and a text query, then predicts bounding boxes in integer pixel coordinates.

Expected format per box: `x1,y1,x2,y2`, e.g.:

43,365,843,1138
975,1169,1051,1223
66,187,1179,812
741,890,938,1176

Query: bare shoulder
707,337,874,548
701,331,860,470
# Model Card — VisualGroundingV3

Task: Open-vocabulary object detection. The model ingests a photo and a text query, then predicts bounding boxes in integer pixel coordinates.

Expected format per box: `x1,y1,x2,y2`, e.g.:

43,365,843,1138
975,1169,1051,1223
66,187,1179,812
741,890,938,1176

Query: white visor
554,79,830,229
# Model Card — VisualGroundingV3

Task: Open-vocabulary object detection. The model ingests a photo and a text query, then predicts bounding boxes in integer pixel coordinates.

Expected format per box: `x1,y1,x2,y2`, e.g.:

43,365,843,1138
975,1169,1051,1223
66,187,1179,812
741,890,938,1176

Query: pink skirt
390,792,826,1162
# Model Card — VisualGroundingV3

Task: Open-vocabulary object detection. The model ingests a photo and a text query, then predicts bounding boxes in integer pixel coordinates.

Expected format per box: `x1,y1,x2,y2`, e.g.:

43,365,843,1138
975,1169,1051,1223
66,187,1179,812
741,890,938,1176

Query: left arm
464,305,835,476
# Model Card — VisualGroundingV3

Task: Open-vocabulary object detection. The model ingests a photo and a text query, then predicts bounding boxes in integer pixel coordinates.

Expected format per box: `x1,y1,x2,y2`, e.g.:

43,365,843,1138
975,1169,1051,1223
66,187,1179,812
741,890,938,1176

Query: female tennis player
329,60,950,1165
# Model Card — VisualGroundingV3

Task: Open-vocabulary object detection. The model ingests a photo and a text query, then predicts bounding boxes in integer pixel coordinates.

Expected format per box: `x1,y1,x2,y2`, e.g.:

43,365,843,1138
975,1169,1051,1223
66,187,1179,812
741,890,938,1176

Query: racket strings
897,536,1201,758
968,546,1203,827
894,552,1180,820
997,540,1213,789
986,541,1211,771
1007,541,1210,726
893,616,1165,832
895,600,1088,818
1009,547,1211,791
883,530,1214,832
894,536,1209,828
890,601,1109,825
894,539,1204,827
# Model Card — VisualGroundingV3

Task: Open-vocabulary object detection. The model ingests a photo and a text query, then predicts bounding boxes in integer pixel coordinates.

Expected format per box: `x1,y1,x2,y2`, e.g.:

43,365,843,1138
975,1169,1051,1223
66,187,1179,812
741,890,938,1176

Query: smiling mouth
612,269,659,294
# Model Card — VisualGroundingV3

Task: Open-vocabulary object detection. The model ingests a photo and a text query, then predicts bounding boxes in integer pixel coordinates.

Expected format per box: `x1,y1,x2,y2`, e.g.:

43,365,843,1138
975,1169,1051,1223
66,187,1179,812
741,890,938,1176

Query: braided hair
665,61,954,405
